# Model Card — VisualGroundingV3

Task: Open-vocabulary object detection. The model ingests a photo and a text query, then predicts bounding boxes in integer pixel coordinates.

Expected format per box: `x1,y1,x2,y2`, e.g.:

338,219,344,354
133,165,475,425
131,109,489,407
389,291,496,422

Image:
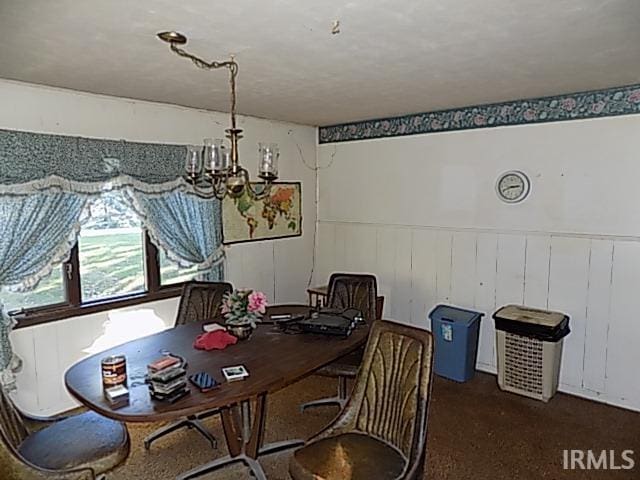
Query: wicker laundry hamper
493,305,570,402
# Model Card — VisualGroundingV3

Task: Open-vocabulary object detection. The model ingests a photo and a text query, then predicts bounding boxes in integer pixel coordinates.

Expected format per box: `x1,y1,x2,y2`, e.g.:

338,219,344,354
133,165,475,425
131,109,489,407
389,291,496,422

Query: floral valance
0,128,190,195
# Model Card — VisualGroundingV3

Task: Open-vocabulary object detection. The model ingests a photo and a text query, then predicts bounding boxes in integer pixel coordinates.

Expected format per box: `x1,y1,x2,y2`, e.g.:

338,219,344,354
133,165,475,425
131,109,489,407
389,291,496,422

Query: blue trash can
429,304,483,382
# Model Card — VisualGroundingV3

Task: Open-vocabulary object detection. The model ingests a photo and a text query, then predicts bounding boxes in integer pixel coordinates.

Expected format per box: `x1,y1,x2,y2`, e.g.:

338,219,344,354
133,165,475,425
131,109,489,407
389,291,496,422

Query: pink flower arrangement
222,289,268,328
247,291,268,314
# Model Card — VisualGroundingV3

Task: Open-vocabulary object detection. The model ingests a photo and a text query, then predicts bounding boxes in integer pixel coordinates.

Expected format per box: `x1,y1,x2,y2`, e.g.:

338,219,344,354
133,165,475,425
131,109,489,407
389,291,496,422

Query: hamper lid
493,305,567,328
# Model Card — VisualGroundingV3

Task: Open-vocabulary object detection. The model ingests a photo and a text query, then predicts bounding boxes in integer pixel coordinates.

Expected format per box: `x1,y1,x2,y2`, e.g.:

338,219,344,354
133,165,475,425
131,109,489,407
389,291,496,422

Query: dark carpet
109,372,640,479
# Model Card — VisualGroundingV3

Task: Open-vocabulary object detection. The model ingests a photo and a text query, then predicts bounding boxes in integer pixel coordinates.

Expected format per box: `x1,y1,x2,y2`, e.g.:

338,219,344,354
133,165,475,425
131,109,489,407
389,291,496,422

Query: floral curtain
130,190,224,281
0,128,226,389
0,128,187,195
0,192,88,389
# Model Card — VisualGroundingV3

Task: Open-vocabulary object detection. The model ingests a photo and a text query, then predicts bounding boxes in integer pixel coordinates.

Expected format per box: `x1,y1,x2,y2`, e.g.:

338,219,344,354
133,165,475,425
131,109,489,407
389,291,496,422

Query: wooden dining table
64,305,369,480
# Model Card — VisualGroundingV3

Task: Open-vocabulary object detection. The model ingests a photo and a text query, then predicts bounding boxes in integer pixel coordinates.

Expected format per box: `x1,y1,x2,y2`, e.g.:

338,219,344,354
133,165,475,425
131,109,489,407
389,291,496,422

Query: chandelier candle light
157,31,279,200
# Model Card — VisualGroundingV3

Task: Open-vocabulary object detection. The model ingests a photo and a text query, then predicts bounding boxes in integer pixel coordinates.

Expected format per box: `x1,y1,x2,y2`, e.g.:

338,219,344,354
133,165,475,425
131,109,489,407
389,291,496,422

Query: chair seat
290,432,407,480
316,349,362,378
19,411,129,475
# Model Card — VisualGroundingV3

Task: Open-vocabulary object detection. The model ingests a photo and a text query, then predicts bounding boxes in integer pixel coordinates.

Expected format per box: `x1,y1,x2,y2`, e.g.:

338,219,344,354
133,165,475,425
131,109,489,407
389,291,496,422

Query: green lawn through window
2,190,199,314
2,232,198,312
79,230,146,301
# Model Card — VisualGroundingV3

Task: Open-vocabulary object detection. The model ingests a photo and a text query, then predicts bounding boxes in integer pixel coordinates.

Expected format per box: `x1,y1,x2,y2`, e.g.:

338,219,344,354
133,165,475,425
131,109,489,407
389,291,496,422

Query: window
1,266,65,313
7,191,200,327
79,192,146,301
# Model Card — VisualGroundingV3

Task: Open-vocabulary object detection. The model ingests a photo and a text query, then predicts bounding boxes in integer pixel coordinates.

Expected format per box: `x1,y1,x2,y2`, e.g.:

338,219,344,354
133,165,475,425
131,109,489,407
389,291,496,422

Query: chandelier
157,31,278,200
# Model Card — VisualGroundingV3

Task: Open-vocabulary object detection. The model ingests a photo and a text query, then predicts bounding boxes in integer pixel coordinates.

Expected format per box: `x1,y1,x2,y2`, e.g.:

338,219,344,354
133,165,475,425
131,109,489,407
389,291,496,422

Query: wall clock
495,170,530,203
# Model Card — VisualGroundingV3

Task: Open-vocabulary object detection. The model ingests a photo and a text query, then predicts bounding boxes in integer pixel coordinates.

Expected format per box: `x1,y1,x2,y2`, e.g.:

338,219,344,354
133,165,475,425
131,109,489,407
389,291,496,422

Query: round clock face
496,170,530,203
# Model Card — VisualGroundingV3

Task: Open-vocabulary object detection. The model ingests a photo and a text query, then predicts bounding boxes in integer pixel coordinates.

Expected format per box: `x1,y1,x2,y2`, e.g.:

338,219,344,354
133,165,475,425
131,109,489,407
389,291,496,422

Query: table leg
176,394,304,480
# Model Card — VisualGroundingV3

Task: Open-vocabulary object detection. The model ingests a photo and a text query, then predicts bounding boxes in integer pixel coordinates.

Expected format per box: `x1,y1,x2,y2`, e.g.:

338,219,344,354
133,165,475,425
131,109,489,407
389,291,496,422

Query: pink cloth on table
193,330,238,351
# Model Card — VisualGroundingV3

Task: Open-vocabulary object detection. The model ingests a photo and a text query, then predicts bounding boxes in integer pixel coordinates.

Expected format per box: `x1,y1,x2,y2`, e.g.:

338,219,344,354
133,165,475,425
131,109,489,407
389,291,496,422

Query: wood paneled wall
316,221,640,411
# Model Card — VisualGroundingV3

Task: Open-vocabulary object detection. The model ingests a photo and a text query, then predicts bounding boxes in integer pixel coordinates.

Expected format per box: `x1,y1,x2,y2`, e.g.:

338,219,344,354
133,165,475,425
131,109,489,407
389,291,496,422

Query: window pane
2,267,65,313
159,250,199,285
79,192,146,302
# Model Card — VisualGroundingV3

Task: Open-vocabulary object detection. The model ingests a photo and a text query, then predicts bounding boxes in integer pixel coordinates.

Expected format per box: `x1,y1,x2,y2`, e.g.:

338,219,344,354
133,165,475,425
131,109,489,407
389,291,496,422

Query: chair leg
144,419,191,450
337,376,348,403
176,453,267,480
300,376,349,412
188,418,217,449
144,416,217,450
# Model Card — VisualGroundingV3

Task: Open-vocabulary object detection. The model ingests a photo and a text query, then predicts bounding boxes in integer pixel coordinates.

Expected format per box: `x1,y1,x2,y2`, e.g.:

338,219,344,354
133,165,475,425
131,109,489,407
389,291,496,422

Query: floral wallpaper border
318,83,640,144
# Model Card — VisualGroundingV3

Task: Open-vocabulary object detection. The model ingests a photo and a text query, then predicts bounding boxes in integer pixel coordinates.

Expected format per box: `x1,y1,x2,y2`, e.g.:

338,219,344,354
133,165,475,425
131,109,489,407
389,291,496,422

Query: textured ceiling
0,0,639,126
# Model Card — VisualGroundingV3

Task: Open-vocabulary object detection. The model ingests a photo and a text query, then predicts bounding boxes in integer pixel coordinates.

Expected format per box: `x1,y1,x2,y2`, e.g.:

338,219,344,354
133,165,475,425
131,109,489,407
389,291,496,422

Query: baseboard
475,363,640,413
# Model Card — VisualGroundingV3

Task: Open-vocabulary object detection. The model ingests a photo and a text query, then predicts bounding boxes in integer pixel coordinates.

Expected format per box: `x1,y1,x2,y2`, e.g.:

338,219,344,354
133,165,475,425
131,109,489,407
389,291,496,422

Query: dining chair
290,320,434,480
143,280,232,450
0,386,129,480
174,280,233,326
300,273,378,412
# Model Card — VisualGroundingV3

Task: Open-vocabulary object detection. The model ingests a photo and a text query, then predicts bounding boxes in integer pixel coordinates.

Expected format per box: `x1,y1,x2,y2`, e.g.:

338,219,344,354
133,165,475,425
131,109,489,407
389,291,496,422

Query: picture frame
222,182,302,244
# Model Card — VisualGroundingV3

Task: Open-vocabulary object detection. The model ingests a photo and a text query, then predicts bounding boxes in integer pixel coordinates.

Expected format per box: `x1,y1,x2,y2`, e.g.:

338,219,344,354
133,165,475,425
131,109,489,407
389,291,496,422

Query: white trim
317,219,640,243
475,364,640,413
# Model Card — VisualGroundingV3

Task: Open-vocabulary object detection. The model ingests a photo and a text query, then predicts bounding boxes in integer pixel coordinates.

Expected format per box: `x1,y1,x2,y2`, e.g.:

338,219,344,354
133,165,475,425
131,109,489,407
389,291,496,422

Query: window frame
10,232,187,329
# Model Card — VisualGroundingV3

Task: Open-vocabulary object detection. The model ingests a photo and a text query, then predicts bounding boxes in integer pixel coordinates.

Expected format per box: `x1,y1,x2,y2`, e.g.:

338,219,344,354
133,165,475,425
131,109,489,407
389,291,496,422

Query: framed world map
222,182,302,244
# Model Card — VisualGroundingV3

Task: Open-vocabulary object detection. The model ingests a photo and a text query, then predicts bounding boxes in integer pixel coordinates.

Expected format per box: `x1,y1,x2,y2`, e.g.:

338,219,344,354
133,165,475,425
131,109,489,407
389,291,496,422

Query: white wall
316,115,640,412
0,79,317,414
10,298,179,415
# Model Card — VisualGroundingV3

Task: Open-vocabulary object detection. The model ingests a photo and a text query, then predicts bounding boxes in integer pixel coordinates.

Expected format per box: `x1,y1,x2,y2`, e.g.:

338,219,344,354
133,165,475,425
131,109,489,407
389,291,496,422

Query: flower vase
228,324,254,340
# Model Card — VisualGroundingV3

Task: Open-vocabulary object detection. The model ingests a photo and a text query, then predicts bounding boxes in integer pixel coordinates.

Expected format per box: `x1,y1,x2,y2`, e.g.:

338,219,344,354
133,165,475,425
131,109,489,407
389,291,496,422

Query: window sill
12,287,183,329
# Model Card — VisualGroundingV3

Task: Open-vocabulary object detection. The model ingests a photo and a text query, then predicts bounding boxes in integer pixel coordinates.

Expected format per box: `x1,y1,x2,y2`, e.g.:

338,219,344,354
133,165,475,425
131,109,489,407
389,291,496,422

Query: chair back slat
354,321,433,465
175,281,233,326
0,387,28,448
327,273,377,321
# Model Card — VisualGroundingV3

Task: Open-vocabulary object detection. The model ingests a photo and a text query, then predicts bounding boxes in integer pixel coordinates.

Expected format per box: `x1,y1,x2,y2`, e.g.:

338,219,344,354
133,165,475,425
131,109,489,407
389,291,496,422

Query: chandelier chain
169,43,238,129
158,31,278,201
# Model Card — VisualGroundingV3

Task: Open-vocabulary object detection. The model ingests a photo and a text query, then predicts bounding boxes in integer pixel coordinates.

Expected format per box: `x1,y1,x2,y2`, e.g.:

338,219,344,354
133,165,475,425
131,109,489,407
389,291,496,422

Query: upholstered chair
174,280,233,326
290,320,434,480
0,386,129,480
143,280,232,450
301,273,378,412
